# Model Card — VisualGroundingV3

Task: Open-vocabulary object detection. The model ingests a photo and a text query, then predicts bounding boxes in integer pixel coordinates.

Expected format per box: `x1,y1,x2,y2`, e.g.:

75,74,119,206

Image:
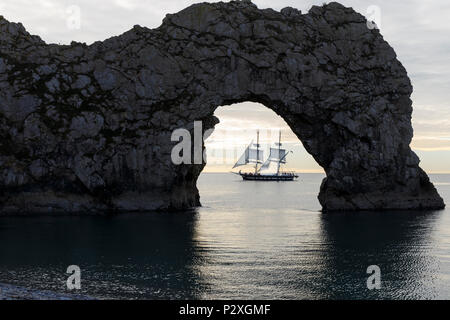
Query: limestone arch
0,1,444,213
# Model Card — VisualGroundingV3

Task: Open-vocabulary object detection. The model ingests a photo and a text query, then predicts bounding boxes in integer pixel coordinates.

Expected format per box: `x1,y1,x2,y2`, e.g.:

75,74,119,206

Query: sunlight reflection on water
0,173,449,299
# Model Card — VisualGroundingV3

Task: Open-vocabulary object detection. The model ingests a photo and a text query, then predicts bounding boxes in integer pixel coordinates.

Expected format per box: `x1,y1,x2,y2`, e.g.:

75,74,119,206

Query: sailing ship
232,130,298,181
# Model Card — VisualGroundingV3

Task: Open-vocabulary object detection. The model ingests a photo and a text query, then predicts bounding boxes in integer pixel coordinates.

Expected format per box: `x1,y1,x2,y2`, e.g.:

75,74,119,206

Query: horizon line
201,170,450,174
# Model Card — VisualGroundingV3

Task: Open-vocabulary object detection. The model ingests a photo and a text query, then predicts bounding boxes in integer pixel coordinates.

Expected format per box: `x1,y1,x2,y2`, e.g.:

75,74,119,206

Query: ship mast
277,130,281,176
255,130,259,174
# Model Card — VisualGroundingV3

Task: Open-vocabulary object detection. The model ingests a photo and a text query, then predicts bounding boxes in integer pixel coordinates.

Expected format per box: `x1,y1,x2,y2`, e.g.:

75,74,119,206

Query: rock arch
0,1,444,213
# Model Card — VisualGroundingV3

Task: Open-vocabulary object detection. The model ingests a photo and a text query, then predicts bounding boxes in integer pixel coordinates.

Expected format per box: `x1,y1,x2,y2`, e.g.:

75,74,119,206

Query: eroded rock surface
0,1,445,213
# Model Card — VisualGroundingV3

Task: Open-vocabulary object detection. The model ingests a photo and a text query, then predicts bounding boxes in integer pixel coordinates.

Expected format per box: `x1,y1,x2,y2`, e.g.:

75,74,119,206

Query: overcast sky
1,0,449,172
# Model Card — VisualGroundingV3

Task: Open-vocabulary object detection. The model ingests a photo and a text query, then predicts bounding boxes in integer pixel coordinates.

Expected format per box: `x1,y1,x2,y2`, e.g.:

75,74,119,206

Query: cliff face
0,1,444,213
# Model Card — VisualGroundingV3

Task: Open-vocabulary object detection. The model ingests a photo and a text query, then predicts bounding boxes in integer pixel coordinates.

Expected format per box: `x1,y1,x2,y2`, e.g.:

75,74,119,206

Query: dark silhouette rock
0,1,445,213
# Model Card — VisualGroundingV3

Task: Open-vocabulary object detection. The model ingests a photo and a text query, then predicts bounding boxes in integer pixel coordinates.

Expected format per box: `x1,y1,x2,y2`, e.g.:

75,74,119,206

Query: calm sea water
0,173,449,299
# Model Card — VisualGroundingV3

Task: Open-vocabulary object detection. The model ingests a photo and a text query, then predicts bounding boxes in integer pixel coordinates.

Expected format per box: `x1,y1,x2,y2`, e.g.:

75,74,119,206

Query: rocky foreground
0,0,444,212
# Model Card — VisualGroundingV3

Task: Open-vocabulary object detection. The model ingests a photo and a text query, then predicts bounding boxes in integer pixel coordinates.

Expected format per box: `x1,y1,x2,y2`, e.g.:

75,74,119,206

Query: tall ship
232,130,298,181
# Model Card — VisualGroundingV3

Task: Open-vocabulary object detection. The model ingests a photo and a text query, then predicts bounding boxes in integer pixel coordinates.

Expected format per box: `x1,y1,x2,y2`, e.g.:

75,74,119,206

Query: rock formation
0,1,445,213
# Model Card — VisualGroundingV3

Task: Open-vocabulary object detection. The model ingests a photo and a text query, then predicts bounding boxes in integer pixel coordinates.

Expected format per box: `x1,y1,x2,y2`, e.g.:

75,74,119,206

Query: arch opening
202,102,322,175
197,101,324,209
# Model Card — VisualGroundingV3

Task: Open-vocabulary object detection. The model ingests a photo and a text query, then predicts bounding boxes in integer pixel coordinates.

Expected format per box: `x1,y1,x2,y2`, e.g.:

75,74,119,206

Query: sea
0,173,449,299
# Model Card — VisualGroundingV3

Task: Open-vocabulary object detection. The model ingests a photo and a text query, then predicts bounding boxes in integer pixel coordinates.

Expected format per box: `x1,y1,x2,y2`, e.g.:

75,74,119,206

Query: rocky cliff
0,0,445,213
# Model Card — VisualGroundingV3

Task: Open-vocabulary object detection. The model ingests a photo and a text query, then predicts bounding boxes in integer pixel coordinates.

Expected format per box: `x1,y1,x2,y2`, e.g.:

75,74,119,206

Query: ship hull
239,173,298,181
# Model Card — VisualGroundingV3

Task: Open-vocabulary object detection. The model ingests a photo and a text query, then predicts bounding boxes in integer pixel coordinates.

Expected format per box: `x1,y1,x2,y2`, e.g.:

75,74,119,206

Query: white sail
248,144,264,163
260,146,288,172
268,147,286,163
260,158,273,171
233,143,264,168
259,160,279,174
232,144,250,168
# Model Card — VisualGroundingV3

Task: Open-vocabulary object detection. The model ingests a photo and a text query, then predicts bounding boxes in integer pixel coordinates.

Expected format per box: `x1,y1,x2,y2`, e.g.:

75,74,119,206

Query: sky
0,0,449,173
